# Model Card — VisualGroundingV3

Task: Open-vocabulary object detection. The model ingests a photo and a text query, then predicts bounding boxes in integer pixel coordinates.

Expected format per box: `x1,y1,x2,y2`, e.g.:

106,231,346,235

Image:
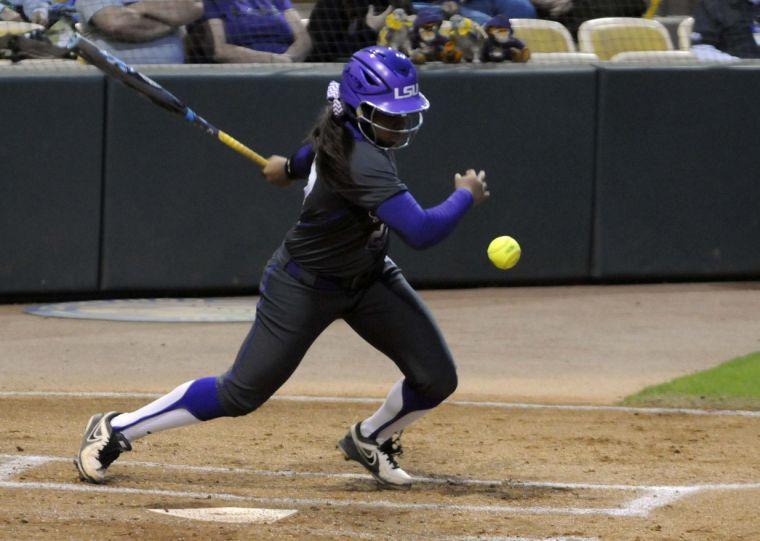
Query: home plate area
147,507,298,524
2,452,759,540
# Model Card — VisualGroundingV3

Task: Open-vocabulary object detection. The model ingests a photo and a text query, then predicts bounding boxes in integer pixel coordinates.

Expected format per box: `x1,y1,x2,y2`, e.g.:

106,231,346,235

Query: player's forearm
110,17,174,43
131,0,202,26
285,32,312,62
214,43,292,63
92,5,183,41
283,9,312,62
286,144,315,179
376,189,473,250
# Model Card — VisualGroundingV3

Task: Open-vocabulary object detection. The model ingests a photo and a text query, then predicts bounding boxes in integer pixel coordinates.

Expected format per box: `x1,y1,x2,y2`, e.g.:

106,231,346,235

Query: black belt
283,259,380,291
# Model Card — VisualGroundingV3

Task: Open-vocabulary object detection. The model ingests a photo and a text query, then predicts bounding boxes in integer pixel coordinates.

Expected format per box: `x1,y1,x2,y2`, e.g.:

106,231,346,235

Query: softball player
75,46,489,489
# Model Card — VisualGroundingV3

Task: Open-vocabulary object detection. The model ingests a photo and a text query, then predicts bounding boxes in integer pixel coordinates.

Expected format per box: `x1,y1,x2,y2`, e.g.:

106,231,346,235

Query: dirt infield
1,398,759,540
1,282,760,540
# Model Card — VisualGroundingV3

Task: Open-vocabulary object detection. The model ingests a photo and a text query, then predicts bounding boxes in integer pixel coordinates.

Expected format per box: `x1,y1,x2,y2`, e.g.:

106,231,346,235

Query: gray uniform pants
216,249,458,417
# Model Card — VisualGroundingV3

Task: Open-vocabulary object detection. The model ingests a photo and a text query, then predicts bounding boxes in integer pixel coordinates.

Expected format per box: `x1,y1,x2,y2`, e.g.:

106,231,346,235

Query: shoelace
98,432,130,469
378,433,404,469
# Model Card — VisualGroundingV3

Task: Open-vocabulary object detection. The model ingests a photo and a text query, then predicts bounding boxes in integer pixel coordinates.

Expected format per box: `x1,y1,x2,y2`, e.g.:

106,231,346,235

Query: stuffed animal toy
378,8,414,56
409,8,446,64
442,14,485,63
481,14,530,62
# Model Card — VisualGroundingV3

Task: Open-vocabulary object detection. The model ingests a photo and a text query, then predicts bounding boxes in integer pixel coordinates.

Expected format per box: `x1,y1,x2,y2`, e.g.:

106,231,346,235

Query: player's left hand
263,155,293,188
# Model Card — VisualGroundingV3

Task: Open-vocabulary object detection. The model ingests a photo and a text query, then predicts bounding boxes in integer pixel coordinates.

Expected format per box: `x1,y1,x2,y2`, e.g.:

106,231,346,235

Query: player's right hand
263,155,293,188
455,169,490,206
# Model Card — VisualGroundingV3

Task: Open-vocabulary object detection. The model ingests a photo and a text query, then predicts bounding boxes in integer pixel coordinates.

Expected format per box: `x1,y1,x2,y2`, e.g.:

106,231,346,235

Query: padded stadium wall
1,64,758,297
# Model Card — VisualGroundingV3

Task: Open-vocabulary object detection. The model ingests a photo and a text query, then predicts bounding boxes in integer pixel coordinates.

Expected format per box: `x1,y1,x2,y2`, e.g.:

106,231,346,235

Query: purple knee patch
178,377,227,421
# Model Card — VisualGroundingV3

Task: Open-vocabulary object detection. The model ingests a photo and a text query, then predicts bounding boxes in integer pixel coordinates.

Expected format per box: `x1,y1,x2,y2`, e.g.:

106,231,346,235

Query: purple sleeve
274,0,292,10
376,189,474,250
202,0,223,21
286,143,315,179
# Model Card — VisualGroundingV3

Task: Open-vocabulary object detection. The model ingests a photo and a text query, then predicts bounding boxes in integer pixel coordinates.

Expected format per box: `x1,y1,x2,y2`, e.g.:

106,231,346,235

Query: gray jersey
284,140,407,278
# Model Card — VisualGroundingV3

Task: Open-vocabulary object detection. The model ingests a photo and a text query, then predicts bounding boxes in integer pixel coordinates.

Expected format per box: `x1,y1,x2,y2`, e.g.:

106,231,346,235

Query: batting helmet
340,46,429,149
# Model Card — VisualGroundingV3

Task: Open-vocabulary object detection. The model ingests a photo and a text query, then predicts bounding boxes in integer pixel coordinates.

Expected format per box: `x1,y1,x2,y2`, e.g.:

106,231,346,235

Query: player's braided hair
308,105,355,192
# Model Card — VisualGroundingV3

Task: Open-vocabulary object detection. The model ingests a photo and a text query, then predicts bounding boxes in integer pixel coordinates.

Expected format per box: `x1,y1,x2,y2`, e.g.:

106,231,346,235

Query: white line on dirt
2,454,760,493
464,536,598,541
443,537,598,541
622,488,701,518
291,529,599,541
0,456,51,482
0,480,646,516
1,391,759,418
7,454,760,493
1,454,502,486
1,453,759,519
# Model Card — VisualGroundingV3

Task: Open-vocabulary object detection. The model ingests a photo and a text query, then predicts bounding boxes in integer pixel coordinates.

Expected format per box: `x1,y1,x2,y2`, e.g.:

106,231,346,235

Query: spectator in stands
76,0,203,64
21,0,76,26
412,0,537,26
690,0,760,60
189,0,311,63
0,0,23,21
306,0,393,62
531,0,646,38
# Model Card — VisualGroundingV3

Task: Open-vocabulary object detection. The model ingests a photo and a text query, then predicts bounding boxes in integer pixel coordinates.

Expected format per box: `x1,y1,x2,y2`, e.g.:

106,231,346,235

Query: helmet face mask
356,103,424,150
340,46,429,150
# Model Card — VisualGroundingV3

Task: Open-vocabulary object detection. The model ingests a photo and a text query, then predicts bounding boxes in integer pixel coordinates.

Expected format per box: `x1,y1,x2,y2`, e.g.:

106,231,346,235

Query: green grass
622,352,760,410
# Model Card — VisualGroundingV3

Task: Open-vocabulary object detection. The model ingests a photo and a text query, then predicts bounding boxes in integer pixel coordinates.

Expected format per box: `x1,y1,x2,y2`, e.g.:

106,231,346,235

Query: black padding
100,69,337,291
9,64,757,297
102,67,596,290
392,67,598,285
0,72,104,295
593,65,760,279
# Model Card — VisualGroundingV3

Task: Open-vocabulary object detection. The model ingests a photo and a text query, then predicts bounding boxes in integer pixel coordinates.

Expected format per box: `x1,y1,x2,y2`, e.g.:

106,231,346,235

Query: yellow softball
487,236,521,270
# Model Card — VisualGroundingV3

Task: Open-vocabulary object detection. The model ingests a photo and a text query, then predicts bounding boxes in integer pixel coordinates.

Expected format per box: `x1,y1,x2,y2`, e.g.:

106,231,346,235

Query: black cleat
338,422,412,489
74,412,131,484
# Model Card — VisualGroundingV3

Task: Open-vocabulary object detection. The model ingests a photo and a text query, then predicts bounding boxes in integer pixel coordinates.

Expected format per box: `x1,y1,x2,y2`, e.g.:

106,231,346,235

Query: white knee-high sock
111,377,226,443
360,378,439,443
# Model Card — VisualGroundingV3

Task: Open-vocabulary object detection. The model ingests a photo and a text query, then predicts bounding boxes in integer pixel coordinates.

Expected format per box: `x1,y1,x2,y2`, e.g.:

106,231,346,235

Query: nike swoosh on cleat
358,445,377,466
86,426,104,443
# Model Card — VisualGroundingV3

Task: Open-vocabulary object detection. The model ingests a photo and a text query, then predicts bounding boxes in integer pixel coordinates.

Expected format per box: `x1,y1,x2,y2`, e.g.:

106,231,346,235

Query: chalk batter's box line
2,455,759,519
1,391,759,418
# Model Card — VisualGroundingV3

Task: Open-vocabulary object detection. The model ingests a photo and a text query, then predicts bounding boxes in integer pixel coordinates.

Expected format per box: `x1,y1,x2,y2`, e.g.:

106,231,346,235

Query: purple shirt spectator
203,0,293,53
188,0,311,63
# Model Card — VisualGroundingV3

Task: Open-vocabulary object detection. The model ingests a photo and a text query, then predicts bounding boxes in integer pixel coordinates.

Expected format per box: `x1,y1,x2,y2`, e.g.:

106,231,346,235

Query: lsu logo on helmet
394,84,419,99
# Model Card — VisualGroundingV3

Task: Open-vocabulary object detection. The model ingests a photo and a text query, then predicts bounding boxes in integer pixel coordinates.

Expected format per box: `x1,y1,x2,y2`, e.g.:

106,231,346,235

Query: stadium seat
510,19,577,53
510,19,599,63
610,50,698,63
677,16,694,51
529,52,599,63
578,17,677,61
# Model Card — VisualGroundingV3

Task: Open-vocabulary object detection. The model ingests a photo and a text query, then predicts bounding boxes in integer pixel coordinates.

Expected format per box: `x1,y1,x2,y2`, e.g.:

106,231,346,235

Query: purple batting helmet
340,46,429,149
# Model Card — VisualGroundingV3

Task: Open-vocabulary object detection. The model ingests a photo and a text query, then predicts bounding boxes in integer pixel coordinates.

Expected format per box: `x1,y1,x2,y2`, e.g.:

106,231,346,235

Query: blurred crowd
1,0,758,64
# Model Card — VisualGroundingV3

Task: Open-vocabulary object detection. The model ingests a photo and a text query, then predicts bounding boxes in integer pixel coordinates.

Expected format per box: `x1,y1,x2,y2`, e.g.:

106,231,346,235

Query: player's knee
216,375,267,417
415,365,458,406
434,367,458,402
